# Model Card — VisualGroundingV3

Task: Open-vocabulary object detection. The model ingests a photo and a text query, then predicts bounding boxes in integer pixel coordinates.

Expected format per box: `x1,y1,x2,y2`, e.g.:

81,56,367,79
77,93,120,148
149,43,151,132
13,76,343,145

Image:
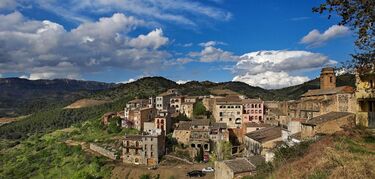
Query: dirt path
111,163,214,179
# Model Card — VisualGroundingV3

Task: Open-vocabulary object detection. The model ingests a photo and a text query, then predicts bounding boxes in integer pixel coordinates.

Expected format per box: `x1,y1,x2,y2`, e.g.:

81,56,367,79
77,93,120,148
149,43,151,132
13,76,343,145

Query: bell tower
320,67,336,90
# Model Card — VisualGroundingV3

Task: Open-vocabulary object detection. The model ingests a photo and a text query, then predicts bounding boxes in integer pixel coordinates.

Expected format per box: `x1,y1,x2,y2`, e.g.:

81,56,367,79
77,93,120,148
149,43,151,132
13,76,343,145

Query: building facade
355,67,375,128
242,99,264,123
213,96,243,128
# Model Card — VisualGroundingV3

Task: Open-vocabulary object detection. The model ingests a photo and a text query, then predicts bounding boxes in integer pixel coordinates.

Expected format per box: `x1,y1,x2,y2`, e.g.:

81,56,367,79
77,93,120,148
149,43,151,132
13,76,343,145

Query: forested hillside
0,78,117,117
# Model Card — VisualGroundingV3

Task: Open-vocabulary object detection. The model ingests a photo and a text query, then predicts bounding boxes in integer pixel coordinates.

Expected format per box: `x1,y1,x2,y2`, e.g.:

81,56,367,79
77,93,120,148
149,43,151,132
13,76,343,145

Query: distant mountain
0,78,117,117
0,74,355,117
271,73,355,100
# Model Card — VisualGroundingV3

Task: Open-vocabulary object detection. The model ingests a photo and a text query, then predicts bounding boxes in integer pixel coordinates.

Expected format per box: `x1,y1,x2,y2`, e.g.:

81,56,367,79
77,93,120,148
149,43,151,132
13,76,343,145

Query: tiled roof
222,158,256,174
216,95,243,104
191,119,211,126
245,122,271,128
242,98,263,104
302,112,354,126
210,122,227,129
175,121,192,130
245,127,282,143
247,155,265,167
301,86,354,97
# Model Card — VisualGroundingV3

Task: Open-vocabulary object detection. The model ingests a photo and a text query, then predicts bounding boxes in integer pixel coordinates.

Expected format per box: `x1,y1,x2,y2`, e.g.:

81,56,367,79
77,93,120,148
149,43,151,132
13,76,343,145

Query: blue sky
0,0,355,89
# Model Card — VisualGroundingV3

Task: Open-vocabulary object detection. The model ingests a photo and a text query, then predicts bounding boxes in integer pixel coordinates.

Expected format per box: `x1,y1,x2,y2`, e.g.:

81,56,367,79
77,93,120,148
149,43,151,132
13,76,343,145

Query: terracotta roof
245,122,271,128
301,86,354,97
291,118,307,122
302,112,354,126
124,135,143,140
222,158,256,174
245,127,282,143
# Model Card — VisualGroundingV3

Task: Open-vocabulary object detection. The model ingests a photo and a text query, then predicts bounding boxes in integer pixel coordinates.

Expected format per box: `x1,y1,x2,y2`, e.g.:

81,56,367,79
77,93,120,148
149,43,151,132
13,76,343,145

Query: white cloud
118,78,136,84
233,71,309,89
0,0,17,11
0,12,172,79
232,50,337,89
19,0,231,26
235,50,336,75
176,80,191,84
301,25,350,46
189,45,238,62
199,41,226,47
129,28,169,49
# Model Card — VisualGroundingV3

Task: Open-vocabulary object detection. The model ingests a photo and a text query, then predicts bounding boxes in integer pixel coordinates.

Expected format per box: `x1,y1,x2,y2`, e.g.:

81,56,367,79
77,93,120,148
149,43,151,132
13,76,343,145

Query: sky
0,0,356,89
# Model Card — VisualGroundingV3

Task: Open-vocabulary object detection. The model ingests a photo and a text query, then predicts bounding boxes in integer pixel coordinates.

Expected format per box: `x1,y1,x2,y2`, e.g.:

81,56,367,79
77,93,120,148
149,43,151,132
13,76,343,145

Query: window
220,112,223,117
150,145,153,150
259,110,262,114
220,118,223,121
237,112,240,115
330,76,333,83
370,80,374,88
251,104,254,108
151,152,154,157
229,118,232,121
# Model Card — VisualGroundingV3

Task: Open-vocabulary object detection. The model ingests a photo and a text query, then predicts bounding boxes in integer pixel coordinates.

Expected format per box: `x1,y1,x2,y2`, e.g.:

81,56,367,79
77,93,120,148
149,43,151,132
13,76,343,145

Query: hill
0,78,117,117
250,128,375,179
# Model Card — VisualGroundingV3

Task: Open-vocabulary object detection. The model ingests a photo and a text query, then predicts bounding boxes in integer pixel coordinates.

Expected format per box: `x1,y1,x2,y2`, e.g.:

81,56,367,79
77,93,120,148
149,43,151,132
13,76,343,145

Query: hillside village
81,67,375,179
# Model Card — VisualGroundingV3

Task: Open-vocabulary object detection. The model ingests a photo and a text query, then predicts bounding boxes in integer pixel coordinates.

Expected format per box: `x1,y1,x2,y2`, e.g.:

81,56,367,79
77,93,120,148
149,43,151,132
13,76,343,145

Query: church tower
320,67,336,90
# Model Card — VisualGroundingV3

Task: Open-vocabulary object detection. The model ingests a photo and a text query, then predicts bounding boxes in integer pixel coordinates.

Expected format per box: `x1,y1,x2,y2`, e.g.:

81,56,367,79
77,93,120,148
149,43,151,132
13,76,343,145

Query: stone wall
89,143,118,160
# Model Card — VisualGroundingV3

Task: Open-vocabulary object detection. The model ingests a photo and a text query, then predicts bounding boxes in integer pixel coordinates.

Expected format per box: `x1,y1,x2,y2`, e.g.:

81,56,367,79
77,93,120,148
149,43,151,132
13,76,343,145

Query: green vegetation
217,141,232,160
107,117,122,134
193,101,208,117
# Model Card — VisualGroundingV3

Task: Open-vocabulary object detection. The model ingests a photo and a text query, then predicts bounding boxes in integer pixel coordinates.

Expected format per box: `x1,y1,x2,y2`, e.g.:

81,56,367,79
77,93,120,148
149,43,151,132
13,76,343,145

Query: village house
243,122,271,134
154,111,172,135
214,158,260,179
180,102,195,118
242,98,264,123
122,129,165,166
184,96,198,103
290,67,356,119
124,107,156,131
243,126,282,157
301,112,355,139
126,99,149,110
213,95,243,128
209,122,229,142
172,121,192,145
355,67,375,128
156,89,178,111
170,96,184,113
189,119,211,151
102,112,117,125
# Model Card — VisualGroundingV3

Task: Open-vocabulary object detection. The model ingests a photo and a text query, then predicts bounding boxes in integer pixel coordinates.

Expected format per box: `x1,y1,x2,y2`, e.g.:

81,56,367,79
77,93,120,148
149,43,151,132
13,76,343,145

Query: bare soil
64,99,111,109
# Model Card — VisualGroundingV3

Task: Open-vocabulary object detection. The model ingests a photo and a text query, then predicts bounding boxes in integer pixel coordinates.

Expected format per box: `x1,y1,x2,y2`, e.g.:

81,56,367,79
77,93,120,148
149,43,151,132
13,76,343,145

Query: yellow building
355,67,375,127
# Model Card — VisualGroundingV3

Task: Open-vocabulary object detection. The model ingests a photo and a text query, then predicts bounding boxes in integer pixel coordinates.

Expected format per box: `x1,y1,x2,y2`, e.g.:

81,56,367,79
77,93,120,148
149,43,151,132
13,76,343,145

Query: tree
107,117,122,134
313,0,375,71
193,101,207,117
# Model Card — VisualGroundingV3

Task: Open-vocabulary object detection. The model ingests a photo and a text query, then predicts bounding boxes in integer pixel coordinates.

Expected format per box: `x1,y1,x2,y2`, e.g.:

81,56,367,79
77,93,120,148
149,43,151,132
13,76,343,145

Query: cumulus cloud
0,12,172,79
301,25,350,46
232,50,337,89
189,42,238,62
129,28,169,49
17,0,231,26
0,0,17,11
233,71,309,89
118,78,136,84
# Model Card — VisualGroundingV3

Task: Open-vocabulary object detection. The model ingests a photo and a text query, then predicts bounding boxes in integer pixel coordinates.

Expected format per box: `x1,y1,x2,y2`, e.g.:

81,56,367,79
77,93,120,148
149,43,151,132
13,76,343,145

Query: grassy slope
269,129,375,179
0,116,137,179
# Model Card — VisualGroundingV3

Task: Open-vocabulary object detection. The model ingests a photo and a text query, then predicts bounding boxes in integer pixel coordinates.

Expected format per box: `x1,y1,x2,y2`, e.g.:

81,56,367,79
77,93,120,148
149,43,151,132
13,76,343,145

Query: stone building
214,158,257,179
170,96,184,113
172,122,192,145
184,96,198,103
301,112,355,139
242,98,264,123
243,122,271,134
126,99,149,110
289,67,355,119
243,127,282,156
154,112,172,135
355,67,375,128
156,91,175,111
181,102,195,118
125,107,156,131
122,130,165,166
189,119,211,151
102,112,117,125
213,95,243,128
